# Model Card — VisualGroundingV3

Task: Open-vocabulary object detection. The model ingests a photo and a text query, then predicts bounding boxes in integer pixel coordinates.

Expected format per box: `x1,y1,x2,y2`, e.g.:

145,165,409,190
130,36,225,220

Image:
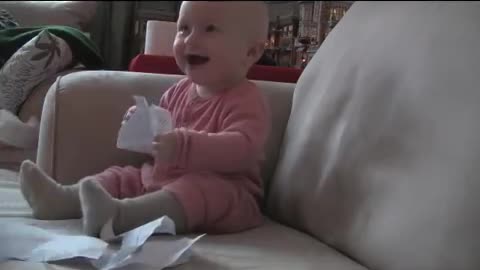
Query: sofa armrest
18,68,86,124
37,70,184,184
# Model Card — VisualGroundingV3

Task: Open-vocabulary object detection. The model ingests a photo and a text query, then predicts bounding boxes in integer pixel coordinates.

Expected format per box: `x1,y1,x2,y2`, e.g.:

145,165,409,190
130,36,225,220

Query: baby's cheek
173,46,185,68
173,40,183,56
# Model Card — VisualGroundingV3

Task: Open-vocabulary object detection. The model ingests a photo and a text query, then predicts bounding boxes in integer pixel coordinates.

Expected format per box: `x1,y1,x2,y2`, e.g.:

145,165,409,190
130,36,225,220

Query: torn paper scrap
0,222,53,261
0,216,203,270
116,96,173,154
100,215,176,243
29,236,108,262
93,235,205,270
0,222,106,262
93,216,178,270
126,234,205,269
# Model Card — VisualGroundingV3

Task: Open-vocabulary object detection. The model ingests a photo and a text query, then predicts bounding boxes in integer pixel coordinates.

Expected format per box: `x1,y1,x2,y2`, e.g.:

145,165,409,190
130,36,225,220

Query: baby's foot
19,160,81,219
80,179,119,237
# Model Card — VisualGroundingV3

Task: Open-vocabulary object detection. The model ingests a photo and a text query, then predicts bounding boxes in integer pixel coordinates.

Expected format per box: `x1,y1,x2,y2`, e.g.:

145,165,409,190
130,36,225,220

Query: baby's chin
182,61,246,87
184,68,215,85
186,71,232,91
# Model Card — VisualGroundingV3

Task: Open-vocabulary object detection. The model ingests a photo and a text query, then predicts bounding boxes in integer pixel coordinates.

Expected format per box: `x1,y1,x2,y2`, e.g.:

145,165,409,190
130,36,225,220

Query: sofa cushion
0,169,31,217
0,218,367,270
0,2,97,31
34,71,295,189
0,30,73,113
168,219,367,270
0,9,19,30
18,68,83,124
0,172,364,269
0,9,19,67
0,146,35,172
267,2,480,270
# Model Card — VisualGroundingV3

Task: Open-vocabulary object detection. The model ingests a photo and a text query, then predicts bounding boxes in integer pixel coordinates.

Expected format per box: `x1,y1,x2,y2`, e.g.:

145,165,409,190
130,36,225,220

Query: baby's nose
184,32,199,46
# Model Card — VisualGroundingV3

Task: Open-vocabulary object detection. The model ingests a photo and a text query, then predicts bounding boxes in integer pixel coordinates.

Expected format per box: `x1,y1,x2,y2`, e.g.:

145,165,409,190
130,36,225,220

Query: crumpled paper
116,96,173,154
0,216,205,270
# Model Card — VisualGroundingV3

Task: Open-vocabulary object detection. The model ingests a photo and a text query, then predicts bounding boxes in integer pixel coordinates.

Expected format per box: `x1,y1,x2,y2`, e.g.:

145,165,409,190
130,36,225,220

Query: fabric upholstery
0,219,366,270
37,71,180,184
0,169,31,217
37,71,294,189
267,2,480,270
0,8,19,30
0,1,98,170
18,68,83,123
0,30,73,113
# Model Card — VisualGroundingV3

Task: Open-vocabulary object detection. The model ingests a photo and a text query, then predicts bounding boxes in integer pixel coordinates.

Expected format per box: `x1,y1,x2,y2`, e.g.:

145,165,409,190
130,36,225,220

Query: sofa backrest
253,80,295,189
266,2,480,270
0,1,97,31
40,71,295,189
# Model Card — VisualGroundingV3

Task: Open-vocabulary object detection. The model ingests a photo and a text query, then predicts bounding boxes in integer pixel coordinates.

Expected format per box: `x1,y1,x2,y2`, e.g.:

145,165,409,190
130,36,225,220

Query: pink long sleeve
173,92,269,172
153,78,270,179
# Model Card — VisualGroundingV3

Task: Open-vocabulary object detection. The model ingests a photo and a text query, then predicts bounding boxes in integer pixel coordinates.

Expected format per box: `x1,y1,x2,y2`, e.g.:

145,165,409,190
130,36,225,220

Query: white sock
19,160,82,219
79,179,187,237
79,179,119,237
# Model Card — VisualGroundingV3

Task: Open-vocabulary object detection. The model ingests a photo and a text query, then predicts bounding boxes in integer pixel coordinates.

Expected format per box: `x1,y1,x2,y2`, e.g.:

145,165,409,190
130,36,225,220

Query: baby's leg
80,164,169,236
80,180,186,236
19,161,142,220
19,160,91,220
163,173,264,234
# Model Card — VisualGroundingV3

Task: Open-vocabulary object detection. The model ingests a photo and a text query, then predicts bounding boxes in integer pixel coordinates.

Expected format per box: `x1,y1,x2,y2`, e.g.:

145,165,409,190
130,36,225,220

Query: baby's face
173,2,254,89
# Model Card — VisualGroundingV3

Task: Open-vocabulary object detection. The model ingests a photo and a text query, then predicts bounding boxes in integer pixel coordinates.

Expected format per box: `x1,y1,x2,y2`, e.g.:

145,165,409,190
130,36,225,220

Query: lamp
144,20,177,56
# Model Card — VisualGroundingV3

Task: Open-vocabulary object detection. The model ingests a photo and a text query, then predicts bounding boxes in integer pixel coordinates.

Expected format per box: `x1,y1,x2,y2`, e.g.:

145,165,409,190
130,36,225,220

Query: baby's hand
152,131,177,163
121,106,136,125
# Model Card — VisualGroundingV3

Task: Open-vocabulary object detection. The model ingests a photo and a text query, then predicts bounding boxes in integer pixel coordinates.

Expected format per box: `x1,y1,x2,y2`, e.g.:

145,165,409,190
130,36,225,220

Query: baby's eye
205,24,217,32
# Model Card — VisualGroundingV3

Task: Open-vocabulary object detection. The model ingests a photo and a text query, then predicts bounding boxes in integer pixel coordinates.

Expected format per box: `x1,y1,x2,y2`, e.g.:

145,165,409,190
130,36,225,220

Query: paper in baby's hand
116,96,173,154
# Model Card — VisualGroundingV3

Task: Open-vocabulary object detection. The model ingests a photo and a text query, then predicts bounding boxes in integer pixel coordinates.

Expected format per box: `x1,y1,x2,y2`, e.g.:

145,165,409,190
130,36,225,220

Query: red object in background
129,54,302,84
129,54,184,75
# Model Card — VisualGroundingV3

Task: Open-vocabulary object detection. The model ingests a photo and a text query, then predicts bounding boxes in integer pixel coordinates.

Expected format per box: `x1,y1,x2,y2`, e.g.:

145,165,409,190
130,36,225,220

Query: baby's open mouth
186,54,210,65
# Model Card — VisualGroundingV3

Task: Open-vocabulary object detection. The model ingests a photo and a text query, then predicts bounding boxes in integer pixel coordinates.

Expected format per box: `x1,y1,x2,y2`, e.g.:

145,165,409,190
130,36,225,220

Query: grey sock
79,179,187,237
79,179,119,237
19,160,82,220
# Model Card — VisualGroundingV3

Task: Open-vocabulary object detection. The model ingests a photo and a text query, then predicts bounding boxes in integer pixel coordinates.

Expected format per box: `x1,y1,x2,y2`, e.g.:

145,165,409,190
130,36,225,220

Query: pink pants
93,164,263,234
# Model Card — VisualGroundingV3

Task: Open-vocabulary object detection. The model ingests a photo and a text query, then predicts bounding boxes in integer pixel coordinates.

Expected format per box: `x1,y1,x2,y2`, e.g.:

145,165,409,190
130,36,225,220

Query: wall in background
89,1,178,70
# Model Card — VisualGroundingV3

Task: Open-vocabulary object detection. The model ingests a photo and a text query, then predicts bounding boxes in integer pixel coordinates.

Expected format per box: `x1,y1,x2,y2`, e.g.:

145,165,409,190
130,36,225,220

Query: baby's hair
179,1,269,44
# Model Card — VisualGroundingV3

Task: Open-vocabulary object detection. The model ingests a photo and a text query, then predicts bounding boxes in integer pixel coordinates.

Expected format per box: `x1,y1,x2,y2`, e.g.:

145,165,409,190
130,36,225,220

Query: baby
19,1,271,236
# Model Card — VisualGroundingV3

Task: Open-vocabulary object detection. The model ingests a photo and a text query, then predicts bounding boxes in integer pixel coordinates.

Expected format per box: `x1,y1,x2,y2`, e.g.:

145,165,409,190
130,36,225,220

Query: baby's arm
173,92,270,172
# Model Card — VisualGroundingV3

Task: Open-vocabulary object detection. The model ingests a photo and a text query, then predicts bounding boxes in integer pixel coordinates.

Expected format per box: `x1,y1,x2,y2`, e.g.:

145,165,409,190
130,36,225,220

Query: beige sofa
0,1,98,170
2,2,480,270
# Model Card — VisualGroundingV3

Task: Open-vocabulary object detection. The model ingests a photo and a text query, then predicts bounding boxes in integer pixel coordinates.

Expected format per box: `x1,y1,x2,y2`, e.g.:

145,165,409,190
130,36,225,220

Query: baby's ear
247,41,266,65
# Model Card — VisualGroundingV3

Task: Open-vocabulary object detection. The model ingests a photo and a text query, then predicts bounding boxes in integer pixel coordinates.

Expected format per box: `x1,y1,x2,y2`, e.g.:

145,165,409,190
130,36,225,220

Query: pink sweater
144,78,271,199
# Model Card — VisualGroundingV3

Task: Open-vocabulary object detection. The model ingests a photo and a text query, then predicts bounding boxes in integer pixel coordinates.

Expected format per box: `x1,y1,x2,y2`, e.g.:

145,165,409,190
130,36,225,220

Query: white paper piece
0,222,106,262
116,96,173,154
99,215,176,242
0,109,39,148
125,234,205,269
0,216,203,270
93,216,177,270
29,236,108,262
